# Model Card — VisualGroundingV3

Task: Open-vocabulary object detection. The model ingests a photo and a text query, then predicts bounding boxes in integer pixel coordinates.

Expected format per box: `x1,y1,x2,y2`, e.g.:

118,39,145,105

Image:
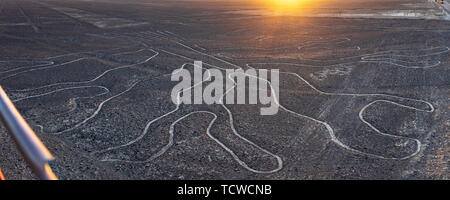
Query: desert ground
0,0,448,179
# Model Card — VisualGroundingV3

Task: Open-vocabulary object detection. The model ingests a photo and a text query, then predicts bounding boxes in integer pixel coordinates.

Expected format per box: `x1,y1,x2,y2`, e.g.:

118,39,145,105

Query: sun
265,0,313,12
269,0,310,6
273,0,303,5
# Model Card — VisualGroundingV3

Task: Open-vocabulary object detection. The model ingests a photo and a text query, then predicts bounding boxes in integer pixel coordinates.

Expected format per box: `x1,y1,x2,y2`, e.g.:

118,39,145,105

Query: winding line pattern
1,30,446,175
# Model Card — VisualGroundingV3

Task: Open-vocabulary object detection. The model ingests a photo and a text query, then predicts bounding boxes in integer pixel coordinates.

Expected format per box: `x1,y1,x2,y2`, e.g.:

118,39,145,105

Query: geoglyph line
164,41,437,161
3,49,160,135
6,49,159,92
95,61,283,173
0,60,54,74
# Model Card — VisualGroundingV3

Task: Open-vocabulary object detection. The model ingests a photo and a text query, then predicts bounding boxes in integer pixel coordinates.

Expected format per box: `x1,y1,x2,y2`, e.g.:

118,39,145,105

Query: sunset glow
264,0,313,13
271,0,305,6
